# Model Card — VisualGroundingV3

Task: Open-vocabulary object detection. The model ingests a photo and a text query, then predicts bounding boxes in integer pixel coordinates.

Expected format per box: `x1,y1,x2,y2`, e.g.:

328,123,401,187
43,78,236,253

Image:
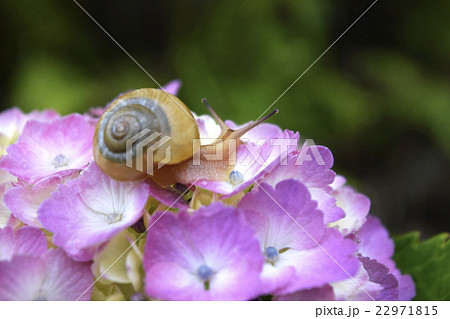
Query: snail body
93,88,277,186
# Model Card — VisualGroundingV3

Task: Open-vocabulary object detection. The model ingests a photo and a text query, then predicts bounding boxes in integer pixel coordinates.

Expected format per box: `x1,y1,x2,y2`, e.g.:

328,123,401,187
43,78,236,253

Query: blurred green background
0,0,448,236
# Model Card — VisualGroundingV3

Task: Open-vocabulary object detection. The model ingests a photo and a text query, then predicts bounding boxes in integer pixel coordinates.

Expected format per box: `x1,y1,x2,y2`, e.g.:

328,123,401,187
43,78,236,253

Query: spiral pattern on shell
96,97,171,163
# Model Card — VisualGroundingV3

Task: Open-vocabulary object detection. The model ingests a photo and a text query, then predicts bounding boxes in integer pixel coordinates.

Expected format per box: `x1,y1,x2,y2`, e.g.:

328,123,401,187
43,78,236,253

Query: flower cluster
0,81,415,300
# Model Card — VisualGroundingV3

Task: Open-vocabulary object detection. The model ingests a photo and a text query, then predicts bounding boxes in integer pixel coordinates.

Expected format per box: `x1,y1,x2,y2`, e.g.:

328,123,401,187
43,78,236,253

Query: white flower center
196,264,214,290
197,264,214,281
264,246,279,263
229,170,244,185
107,212,123,224
51,154,69,168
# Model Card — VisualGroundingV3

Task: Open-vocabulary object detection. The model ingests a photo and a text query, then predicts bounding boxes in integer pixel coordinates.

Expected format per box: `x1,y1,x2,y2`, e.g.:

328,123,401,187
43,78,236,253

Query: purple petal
259,146,343,224
360,257,399,301
0,114,94,184
194,130,299,197
274,285,335,301
0,249,93,300
0,108,27,144
394,271,416,301
239,180,325,250
262,145,335,192
309,188,345,224
332,263,383,301
239,180,359,295
225,120,284,142
0,255,46,300
38,162,148,261
330,185,371,235
358,216,394,263
161,79,182,96
27,109,60,124
331,175,347,190
358,216,415,300
4,175,71,227
195,114,222,140
0,169,17,227
144,203,264,300
0,226,47,261
39,249,93,300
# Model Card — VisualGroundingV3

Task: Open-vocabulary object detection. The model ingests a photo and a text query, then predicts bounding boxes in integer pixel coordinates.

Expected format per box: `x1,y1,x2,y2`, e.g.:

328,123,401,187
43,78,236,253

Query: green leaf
394,232,450,300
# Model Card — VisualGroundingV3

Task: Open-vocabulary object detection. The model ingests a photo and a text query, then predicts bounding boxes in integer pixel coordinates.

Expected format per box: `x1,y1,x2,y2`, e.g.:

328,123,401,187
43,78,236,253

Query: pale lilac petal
394,271,416,301
144,203,264,300
0,108,59,157
238,180,359,295
239,181,325,250
330,185,371,235
4,175,72,227
360,257,399,301
0,249,93,300
262,145,335,192
195,114,222,141
274,285,335,301
331,175,347,190
309,188,345,223
0,108,27,147
194,130,299,197
332,263,385,301
0,255,46,300
161,79,182,96
38,162,148,261
0,114,95,184
27,109,60,124
358,216,394,263
0,226,47,261
357,216,415,300
269,230,359,295
0,169,16,185
39,249,93,301
225,120,284,142
86,107,105,119
259,146,342,225
0,169,17,227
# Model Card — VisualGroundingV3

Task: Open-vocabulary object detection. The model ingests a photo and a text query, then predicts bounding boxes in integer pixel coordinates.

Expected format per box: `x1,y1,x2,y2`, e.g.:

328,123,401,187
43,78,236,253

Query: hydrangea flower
329,175,370,234
4,176,67,228
38,162,149,261
0,226,93,300
238,179,359,295
0,114,94,184
0,108,59,156
261,146,345,224
0,226,47,260
274,285,335,301
0,169,17,227
326,178,415,301
331,256,399,301
143,203,264,300
0,81,416,301
357,216,416,300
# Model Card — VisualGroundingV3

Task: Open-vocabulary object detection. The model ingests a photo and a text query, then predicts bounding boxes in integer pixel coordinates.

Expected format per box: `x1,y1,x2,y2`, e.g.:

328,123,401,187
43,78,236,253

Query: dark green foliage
394,232,450,300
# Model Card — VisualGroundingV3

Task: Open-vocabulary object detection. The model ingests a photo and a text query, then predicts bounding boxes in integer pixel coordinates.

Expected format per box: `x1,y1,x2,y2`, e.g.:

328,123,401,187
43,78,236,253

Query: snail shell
93,88,199,181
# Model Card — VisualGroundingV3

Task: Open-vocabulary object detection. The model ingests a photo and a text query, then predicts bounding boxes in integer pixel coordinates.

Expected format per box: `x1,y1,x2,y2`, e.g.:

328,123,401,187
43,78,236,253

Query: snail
93,88,278,186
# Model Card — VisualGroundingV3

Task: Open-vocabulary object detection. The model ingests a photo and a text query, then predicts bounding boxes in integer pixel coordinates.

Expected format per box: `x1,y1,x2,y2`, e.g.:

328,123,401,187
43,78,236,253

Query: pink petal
0,226,47,261
38,162,148,261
